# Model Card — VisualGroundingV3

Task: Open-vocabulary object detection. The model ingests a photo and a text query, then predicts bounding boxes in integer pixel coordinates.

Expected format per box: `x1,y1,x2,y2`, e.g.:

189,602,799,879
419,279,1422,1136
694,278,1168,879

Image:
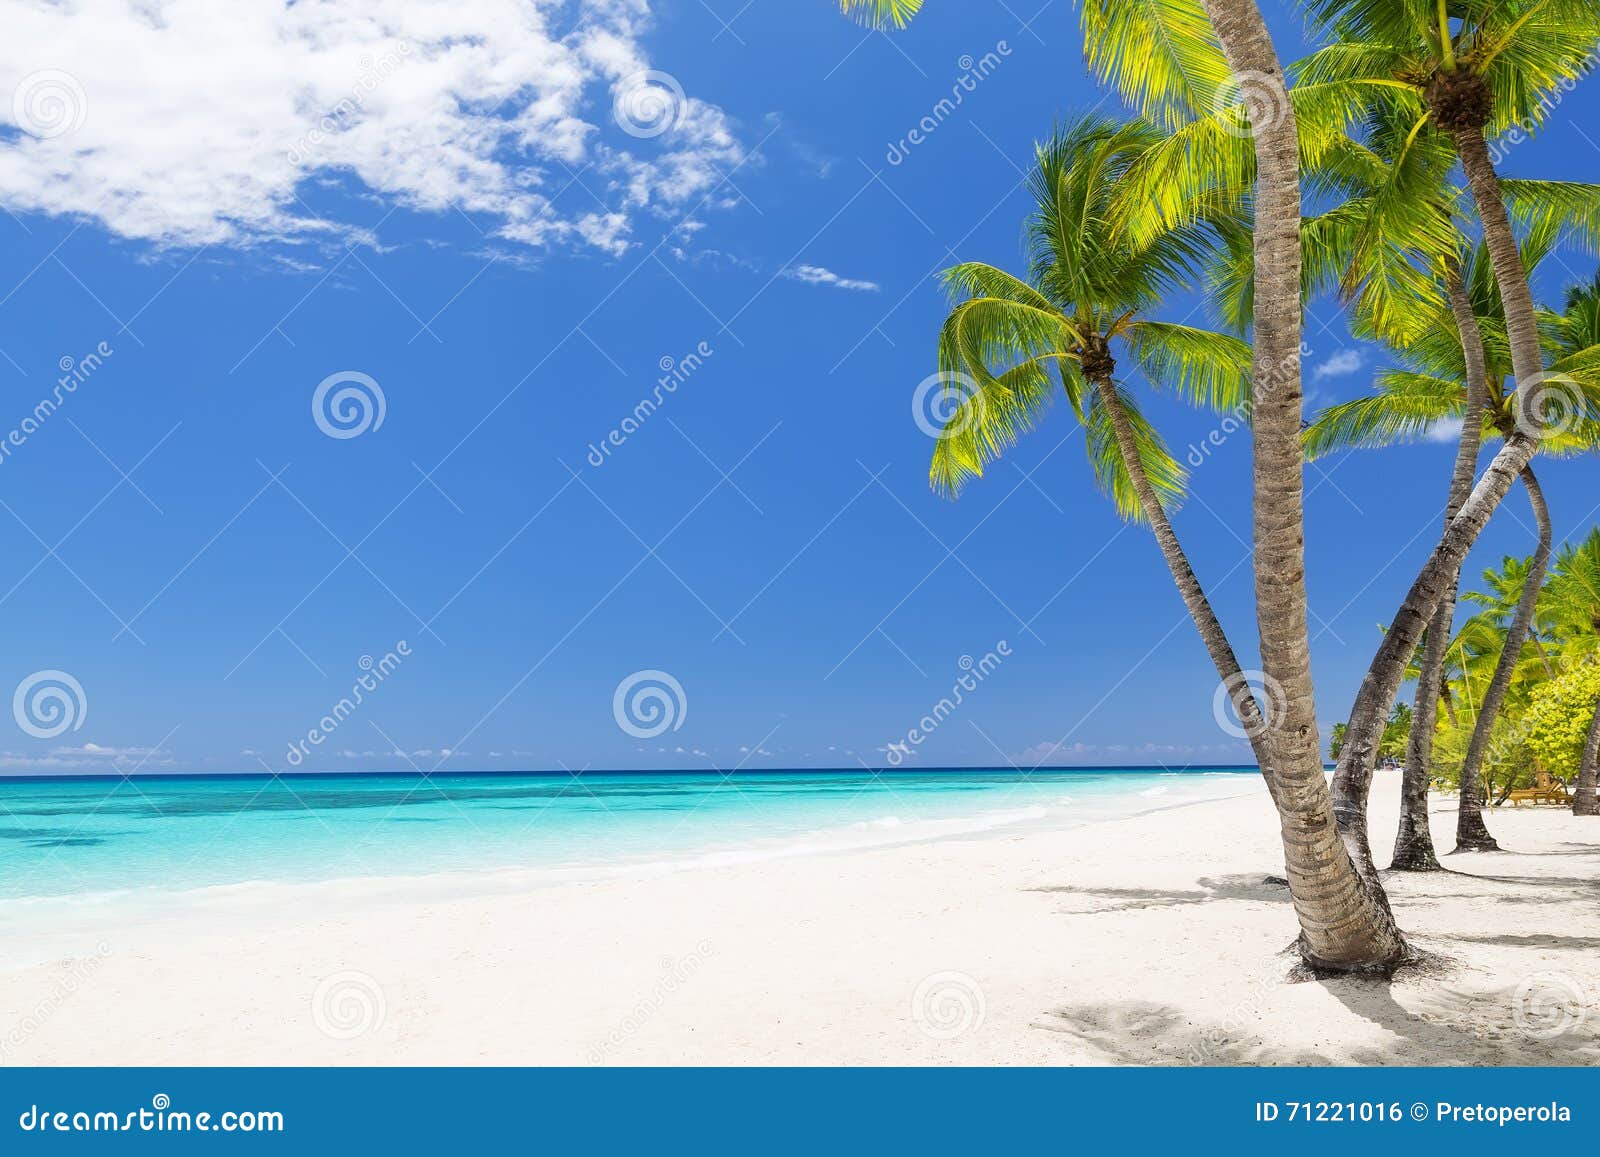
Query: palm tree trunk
1330,120,1548,874
1328,431,1535,875
1574,699,1600,816
1449,128,1547,417
1201,0,1405,973
1392,264,1487,873
1092,376,1274,772
1456,466,1552,851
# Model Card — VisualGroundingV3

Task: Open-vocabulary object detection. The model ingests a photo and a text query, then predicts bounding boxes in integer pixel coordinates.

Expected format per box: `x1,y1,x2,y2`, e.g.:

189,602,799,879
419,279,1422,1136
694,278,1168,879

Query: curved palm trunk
1330,437,1535,865
1574,700,1600,816
1456,467,1552,851
1093,376,1274,772
1202,0,1405,972
1392,265,1487,872
1331,120,1548,870
1450,128,1547,416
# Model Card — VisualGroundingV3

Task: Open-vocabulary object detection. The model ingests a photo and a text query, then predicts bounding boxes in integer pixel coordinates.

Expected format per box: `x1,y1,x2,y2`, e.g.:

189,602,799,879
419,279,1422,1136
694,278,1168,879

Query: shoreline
0,775,1259,975
0,770,1258,926
1,773,1595,1065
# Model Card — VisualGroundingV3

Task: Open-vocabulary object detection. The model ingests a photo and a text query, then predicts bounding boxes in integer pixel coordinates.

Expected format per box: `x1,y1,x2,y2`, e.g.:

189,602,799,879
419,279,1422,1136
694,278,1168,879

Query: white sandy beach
1,773,1595,1066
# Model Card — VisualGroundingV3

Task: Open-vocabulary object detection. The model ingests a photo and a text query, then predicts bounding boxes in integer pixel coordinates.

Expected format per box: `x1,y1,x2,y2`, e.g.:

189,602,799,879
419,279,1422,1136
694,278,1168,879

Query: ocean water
0,767,1257,905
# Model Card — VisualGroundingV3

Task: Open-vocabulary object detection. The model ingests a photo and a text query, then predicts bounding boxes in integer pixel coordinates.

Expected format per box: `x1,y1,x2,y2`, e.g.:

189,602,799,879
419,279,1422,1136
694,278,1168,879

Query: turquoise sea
0,767,1258,905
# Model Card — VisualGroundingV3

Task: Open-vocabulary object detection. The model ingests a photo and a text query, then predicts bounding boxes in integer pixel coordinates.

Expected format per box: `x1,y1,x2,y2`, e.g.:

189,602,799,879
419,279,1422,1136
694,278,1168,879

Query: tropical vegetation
839,0,1600,976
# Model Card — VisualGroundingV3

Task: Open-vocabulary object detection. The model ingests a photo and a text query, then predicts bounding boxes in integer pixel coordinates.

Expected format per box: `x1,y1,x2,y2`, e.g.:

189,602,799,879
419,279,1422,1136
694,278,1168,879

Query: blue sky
0,1,1597,776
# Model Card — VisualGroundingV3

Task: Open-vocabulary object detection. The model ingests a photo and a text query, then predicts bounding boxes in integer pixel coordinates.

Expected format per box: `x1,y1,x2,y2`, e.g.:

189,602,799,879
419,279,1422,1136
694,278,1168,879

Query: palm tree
1455,538,1554,848
1299,0,1600,428
856,0,1412,971
1545,527,1600,814
1307,243,1600,858
1191,4,1599,847
1136,0,1408,972
930,116,1274,763
928,110,1411,968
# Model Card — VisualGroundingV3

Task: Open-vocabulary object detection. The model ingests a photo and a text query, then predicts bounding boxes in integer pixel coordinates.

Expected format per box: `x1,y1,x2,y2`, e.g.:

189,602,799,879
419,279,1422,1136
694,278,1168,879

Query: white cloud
1424,416,1466,443
0,745,174,769
50,742,164,758
0,0,744,255
1313,348,1365,380
781,263,880,292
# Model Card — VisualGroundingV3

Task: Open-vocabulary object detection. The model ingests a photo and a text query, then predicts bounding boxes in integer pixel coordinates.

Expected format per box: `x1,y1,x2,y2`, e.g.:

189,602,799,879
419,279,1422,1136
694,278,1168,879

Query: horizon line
0,762,1278,784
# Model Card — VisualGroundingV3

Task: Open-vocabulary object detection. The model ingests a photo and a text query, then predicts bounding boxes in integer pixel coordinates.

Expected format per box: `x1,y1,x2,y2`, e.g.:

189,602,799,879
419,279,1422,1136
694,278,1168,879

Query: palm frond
1123,320,1252,411
837,0,922,28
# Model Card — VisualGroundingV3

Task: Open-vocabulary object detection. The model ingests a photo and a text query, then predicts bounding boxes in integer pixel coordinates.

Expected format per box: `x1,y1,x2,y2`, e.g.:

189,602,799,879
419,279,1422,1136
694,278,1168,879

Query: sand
0,772,1595,1065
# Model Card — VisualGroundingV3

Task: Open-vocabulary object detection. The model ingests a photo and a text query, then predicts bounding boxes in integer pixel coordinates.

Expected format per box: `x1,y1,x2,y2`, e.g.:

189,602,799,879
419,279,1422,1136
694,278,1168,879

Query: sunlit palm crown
1304,247,1600,459
928,115,1251,521
1299,0,1600,136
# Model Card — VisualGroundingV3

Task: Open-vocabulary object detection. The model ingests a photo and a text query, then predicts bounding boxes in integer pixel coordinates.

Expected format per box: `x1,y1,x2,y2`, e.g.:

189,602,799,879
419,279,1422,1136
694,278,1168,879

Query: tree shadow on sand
1026,873,1291,913
1037,982,1598,1066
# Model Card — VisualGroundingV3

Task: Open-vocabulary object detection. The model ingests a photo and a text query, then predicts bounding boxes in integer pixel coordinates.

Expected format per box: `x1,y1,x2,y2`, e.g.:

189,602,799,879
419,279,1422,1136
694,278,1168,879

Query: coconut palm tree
1545,527,1600,814
1133,6,1599,841
929,116,1275,760
851,0,1413,971
1299,0,1600,424
1307,242,1600,855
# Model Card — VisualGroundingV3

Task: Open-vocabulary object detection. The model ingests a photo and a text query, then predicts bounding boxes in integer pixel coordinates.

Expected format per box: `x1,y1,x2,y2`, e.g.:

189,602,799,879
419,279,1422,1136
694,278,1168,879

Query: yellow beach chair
1507,769,1573,807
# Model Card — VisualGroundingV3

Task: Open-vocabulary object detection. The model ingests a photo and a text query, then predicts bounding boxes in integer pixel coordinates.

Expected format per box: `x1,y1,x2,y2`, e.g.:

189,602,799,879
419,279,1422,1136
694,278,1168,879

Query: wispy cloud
781,263,881,292
1313,349,1365,380
1424,417,1466,443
